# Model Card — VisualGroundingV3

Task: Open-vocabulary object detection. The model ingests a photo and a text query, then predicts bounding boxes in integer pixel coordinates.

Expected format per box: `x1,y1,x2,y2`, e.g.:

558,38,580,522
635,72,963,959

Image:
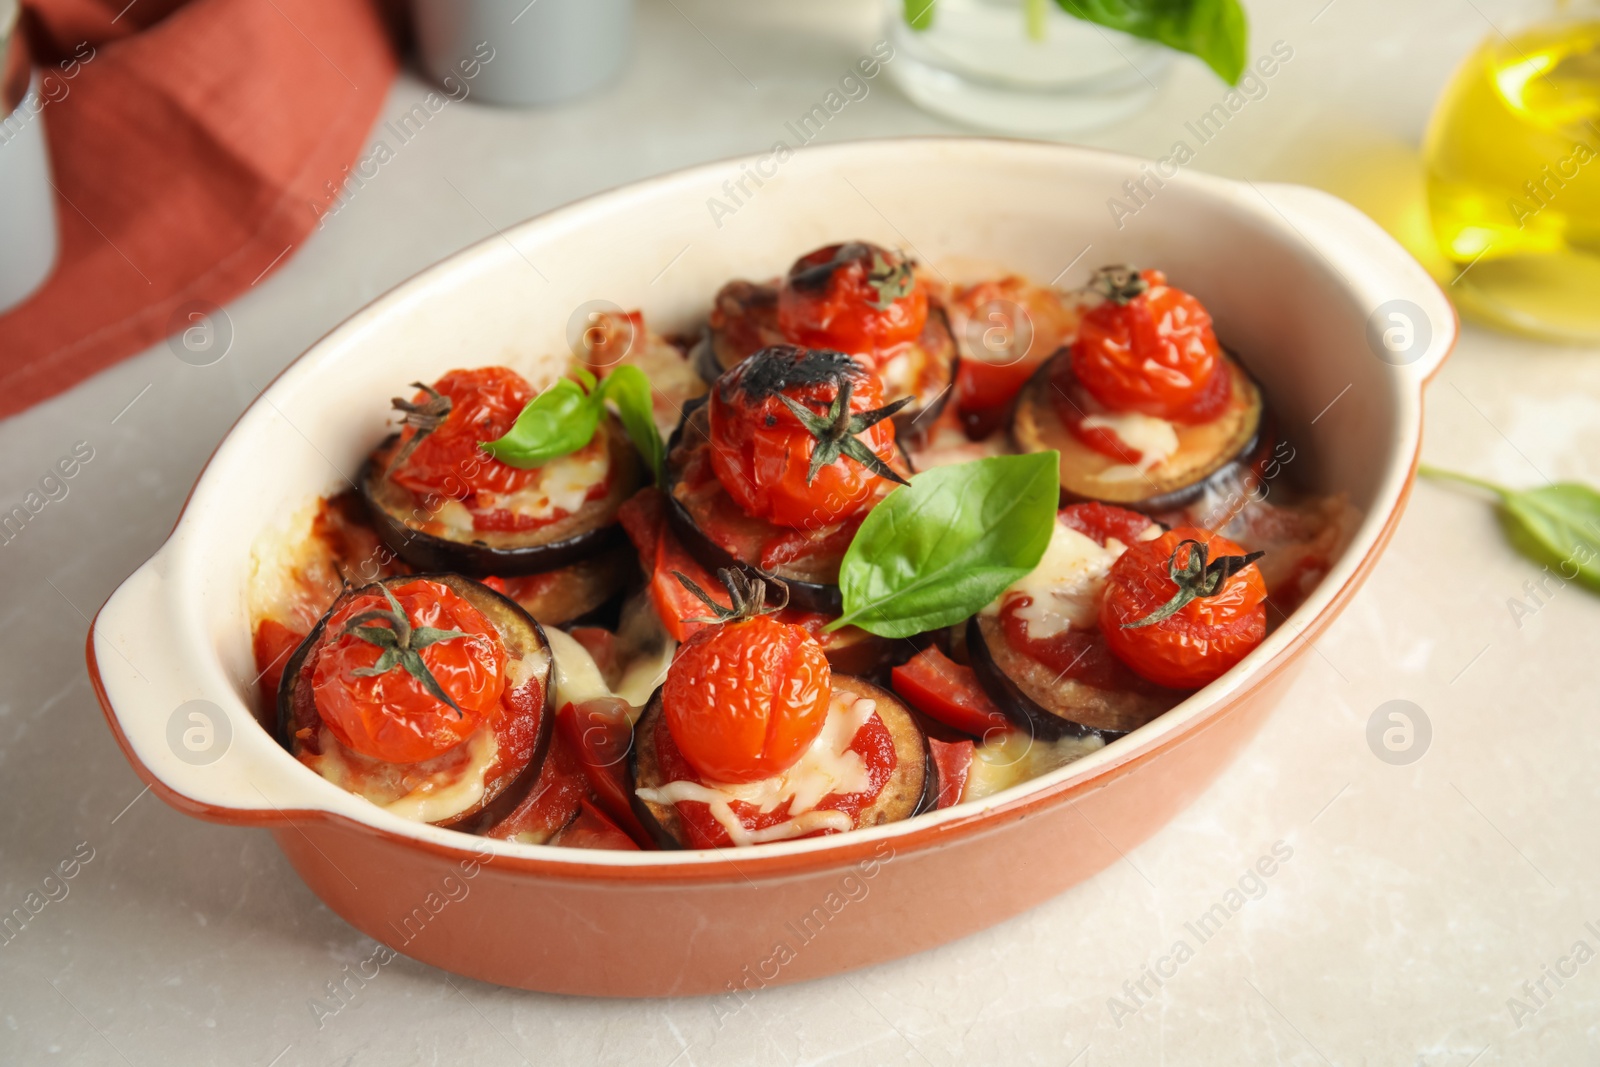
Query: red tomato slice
618,488,732,643
928,737,974,809
890,647,1011,739
1057,501,1156,548
253,619,306,714
482,728,588,842
554,699,655,848
554,799,641,851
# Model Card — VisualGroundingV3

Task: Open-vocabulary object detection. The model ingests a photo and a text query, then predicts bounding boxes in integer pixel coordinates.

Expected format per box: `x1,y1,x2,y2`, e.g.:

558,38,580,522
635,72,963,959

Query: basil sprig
827,452,1061,639
481,365,664,484
1420,465,1600,592
907,0,1248,86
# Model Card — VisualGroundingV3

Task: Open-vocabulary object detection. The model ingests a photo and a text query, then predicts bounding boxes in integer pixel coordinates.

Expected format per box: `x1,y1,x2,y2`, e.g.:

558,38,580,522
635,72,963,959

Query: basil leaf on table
480,365,665,485
828,452,1061,639
1057,0,1248,85
1419,465,1600,592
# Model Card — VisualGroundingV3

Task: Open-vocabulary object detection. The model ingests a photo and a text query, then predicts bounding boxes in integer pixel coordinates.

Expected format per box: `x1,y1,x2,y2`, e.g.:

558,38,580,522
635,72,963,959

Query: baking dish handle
1249,182,1457,382
89,545,322,826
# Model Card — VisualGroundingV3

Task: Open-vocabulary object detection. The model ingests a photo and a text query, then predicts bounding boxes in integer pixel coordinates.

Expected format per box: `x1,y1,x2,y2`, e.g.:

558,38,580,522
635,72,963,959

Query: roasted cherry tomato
1069,267,1228,422
777,242,928,354
708,346,906,529
891,647,1011,739
388,367,540,500
1100,527,1267,690
311,579,506,763
662,575,832,784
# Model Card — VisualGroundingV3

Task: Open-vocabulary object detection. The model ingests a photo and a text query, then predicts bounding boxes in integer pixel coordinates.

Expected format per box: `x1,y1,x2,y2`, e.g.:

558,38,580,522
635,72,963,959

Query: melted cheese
636,693,875,847
542,625,673,719
985,521,1125,637
382,728,499,823
1080,411,1179,472
432,438,611,533
963,732,1105,802
310,725,499,825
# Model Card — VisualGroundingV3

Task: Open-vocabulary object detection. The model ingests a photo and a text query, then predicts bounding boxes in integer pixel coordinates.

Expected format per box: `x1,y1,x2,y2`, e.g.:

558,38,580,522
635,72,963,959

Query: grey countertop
4,0,1597,1063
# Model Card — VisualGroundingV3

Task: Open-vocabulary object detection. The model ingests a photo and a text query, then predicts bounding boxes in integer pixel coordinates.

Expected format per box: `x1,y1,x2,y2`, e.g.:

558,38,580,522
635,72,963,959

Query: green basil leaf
480,375,602,469
829,452,1061,639
903,0,936,30
1420,465,1600,593
1057,0,1248,85
596,365,665,486
1501,485,1600,592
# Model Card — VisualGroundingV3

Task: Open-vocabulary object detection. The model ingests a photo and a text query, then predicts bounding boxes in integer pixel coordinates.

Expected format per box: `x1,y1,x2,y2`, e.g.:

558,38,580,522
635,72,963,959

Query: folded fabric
0,0,398,417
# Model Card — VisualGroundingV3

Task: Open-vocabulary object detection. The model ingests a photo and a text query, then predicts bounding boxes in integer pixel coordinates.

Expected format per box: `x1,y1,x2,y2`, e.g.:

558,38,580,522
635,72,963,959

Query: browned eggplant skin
966,615,1180,740
276,573,556,832
358,417,643,577
629,679,936,851
1012,351,1269,515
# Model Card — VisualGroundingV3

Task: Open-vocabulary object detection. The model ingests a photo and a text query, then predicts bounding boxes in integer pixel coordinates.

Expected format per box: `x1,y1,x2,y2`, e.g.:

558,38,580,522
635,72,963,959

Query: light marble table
3,1,1595,1063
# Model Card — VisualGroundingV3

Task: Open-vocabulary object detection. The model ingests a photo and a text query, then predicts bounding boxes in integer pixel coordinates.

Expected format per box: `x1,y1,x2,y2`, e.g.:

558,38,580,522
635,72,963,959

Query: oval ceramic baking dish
89,138,1454,997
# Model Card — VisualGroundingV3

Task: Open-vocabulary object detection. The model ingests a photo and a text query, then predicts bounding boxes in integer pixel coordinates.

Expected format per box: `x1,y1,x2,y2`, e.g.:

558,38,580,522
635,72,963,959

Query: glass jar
884,0,1172,135
1423,4,1600,342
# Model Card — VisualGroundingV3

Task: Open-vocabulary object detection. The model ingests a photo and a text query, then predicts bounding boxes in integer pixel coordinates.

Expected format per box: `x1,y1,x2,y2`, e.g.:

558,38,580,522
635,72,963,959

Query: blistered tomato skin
663,614,832,784
1069,269,1227,422
708,346,902,529
388,367,539,500
777,243,928,354
1099,528,1267,690
311,580,507,764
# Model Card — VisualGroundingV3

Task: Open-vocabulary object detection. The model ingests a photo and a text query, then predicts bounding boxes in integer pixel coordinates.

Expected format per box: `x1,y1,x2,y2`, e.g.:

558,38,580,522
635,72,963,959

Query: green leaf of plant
903,0,936,31
596,365,665,486
1056,0,1248,85
828,452,1061,639
1501,485,1600,592
480,375,603,470
1420,465,1600,593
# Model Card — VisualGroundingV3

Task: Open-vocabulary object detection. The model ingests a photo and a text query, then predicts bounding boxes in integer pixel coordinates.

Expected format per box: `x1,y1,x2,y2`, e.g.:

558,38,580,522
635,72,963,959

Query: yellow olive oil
1424,18,1600,341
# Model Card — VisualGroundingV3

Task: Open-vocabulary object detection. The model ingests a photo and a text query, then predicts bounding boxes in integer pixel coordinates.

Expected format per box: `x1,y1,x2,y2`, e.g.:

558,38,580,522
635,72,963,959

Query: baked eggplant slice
1012,352,1267,514
277,573,556,831
966,614,1179,740
491,542,638,629
360,414,644,577
630,676,935,850
700,276,959,440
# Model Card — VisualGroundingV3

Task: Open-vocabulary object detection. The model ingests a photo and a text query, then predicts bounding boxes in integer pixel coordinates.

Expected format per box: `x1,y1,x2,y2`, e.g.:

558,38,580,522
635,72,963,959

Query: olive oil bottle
1424,14,1600,342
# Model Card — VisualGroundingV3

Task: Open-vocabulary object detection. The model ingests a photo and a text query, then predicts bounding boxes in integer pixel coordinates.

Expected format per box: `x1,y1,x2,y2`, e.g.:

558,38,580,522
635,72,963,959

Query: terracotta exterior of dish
86,138,1454,997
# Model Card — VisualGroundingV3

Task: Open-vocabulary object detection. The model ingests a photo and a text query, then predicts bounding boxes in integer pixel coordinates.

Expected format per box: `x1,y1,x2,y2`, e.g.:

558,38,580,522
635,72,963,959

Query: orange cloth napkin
0,0,398,417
